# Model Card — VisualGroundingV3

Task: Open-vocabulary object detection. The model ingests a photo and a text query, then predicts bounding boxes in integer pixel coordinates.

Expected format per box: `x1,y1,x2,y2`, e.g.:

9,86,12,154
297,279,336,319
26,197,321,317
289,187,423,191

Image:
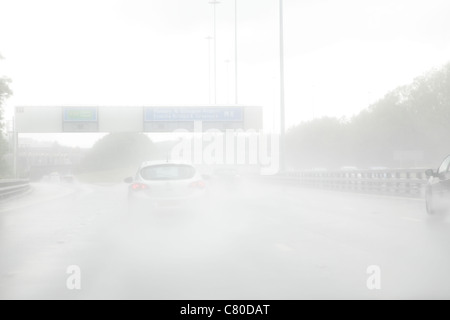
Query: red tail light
131,183,149,191
190,180,206,189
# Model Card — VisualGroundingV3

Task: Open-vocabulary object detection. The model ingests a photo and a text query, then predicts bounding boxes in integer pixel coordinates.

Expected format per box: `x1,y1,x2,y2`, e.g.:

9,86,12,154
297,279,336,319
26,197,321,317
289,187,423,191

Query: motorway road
1,180,450,299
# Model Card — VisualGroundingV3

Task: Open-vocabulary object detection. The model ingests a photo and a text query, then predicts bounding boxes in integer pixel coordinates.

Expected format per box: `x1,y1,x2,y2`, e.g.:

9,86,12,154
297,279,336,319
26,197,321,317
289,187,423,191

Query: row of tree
286,62,450,170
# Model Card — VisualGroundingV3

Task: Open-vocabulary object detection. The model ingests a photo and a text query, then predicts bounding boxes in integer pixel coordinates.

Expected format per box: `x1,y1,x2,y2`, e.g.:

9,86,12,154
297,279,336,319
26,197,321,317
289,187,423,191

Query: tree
0,54,13,114
286,117,348,169
0,53,13,177
79,133,156,173
286,62,450,170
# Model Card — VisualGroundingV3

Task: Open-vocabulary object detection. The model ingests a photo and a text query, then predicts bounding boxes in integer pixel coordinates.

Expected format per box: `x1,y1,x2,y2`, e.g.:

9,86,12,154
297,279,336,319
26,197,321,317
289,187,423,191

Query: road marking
334,191,425,202
275,243,294,252
0,189,77,214
281,186,426,202
401,217,422,223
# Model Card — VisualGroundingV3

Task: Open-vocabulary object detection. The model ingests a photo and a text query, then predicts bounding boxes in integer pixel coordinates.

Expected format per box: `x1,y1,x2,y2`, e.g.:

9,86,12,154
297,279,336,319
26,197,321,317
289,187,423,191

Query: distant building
18,138,87,180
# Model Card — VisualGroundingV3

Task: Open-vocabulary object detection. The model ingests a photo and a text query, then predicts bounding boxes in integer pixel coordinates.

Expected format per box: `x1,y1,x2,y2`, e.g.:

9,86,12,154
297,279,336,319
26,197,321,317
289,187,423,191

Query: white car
125,161,208,212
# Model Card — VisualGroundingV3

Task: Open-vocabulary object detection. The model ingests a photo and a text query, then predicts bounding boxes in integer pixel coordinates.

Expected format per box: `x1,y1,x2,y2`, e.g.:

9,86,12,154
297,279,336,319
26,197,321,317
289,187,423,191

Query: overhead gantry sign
15,106,263,133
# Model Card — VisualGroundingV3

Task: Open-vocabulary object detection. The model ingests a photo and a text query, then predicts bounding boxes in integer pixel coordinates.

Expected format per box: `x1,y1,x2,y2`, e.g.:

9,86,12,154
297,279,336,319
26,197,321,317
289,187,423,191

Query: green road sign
63,107,98,122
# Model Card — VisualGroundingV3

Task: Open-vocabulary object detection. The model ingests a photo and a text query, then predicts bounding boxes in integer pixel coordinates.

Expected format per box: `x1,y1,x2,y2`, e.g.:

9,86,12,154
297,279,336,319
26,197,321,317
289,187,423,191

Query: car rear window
140,164,196,181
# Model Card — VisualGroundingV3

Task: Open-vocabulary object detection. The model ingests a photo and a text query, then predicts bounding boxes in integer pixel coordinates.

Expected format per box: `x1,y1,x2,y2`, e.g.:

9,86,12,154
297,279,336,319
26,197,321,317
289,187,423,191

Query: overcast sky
1,0,450,146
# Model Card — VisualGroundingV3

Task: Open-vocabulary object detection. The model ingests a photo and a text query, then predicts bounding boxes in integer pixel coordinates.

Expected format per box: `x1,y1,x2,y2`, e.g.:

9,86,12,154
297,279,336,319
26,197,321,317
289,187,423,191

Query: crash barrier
0,180,31,201
267,169,428,198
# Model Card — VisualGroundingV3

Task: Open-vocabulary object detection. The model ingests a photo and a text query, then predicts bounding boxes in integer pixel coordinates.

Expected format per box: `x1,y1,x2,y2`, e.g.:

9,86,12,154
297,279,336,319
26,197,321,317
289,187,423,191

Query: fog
1,0,450,300
1,176,450,300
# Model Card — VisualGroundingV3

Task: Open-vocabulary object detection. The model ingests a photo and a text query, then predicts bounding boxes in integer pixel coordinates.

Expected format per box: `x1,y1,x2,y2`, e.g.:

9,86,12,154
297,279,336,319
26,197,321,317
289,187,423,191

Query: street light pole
225,59,231,104
205,36,213,104
12,115,18,178
234,0,238,105
279,0,286,173
209,1,221,105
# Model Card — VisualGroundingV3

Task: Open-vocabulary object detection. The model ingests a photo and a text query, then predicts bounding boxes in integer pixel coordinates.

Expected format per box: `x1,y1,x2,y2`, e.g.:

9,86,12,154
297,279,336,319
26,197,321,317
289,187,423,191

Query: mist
1,0,450,301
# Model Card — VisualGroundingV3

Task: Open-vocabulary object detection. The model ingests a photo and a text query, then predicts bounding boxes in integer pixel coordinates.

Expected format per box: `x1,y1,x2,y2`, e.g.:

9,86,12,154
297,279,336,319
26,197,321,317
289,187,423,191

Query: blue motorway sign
63,107,98,122
144,107,243,122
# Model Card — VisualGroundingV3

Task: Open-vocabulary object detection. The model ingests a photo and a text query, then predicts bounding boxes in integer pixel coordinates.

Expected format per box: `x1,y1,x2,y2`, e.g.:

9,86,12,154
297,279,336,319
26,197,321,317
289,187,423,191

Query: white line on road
274,243,294,252
400,217,423,223
0,188,77,214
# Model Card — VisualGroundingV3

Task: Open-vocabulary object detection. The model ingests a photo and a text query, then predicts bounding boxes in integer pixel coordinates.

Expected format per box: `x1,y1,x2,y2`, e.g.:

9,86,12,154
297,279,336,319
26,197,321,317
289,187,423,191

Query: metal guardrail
0,180,31,201
267,169,428,197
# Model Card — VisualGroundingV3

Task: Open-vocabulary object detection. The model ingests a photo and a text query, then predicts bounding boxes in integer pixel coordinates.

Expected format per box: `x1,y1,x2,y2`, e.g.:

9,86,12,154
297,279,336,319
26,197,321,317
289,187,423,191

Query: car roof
139,160,195,168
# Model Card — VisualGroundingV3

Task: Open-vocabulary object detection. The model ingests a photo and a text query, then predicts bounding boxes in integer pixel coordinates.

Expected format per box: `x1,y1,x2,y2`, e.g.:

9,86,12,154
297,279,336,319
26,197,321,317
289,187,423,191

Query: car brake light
131,183,149,191
190,180,206,189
